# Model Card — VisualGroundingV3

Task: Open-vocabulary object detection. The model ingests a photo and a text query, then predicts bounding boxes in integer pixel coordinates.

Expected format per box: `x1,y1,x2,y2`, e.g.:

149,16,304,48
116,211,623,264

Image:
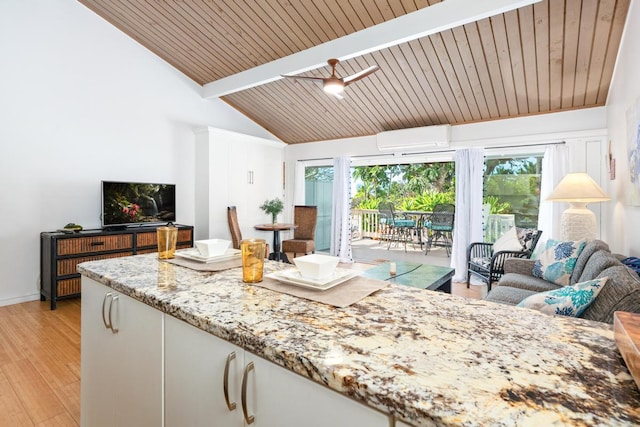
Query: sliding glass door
304,166,333,251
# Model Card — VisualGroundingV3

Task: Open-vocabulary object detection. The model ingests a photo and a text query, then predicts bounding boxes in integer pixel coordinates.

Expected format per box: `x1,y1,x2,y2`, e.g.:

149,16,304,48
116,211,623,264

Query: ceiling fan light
323,80,344,95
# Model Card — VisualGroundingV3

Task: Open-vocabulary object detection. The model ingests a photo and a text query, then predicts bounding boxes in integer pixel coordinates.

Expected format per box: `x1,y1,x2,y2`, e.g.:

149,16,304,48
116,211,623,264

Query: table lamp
546,172,610,241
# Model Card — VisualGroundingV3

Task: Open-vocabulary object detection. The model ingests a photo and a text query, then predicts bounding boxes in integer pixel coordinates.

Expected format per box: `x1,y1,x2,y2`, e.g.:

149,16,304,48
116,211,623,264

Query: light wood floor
0,299,80,427
0,274,483,427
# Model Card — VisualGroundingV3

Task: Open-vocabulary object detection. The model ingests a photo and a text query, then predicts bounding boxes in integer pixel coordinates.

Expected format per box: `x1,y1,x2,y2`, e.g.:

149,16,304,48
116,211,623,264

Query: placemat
166,256,242,271
254,275,389,308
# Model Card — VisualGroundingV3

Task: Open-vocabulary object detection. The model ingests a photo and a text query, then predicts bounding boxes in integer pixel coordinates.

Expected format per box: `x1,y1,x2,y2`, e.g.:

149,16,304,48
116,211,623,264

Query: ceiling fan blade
343,65,379,86
280,74,326,82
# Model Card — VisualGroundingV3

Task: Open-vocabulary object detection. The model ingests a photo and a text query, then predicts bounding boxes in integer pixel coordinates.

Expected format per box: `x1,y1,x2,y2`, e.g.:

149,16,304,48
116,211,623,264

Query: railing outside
350,209,382,240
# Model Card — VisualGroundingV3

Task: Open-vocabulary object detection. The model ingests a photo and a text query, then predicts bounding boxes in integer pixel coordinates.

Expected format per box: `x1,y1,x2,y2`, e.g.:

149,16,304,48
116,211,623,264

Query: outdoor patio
350,237,452,267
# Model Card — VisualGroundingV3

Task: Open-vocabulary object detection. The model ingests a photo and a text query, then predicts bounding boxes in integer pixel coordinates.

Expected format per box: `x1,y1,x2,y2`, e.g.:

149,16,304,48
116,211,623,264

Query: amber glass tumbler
157,225,178,259
241,238,266,283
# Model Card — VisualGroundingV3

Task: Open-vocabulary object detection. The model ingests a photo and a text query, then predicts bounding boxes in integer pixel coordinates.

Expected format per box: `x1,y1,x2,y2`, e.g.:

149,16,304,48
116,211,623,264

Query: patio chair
378,202,416,252
282,205,318,258
466,228,542,291
424,204,455,256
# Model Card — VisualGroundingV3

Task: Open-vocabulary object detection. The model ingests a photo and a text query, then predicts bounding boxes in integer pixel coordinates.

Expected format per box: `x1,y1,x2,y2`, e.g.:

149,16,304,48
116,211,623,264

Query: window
484,155,543,229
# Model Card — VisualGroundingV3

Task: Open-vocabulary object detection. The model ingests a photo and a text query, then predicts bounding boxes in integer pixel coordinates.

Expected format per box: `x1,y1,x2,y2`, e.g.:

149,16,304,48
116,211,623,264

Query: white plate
175,248,241,263
266,268,360,291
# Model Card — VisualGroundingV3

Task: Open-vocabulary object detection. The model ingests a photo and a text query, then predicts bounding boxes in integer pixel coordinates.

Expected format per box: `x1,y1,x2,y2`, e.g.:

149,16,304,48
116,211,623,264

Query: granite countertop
77,254,640,426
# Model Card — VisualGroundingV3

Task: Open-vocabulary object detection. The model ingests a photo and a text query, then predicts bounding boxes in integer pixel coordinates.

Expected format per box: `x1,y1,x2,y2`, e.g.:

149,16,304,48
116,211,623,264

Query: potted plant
260,198,284,223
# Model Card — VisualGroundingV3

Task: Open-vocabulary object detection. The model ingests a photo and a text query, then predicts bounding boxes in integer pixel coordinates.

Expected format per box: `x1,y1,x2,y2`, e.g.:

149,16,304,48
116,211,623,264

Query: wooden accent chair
227,206,269,256
282,206,318,258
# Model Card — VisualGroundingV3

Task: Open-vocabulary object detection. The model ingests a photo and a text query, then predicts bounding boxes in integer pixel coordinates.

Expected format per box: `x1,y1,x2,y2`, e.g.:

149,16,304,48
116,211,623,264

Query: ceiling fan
281,59,379,99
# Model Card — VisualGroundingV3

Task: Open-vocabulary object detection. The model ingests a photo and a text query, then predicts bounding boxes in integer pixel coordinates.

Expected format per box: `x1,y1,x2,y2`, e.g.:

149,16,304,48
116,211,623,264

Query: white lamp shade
546,172,610,203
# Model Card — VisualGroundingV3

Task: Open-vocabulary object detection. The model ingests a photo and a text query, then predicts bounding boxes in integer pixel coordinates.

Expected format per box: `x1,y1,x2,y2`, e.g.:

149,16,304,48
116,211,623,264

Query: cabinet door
245,353,390,427
81,278,163,427
165,315,244,427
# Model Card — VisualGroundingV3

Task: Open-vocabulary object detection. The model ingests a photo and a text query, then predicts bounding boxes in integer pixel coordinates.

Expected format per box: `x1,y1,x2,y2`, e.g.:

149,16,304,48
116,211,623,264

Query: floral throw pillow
532,239,586,286
517,277,608,317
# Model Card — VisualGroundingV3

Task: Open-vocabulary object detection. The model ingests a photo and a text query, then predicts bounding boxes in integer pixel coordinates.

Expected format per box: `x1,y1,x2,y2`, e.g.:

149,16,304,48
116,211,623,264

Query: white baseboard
0,293,41,308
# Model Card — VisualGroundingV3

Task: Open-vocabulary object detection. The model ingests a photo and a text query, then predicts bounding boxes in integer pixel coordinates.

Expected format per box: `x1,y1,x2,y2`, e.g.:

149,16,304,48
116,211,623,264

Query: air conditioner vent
376,125,451,152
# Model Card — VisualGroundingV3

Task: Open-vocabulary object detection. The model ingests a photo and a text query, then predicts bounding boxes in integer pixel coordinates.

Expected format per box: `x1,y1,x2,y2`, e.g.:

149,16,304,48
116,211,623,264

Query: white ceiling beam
202,0,540,99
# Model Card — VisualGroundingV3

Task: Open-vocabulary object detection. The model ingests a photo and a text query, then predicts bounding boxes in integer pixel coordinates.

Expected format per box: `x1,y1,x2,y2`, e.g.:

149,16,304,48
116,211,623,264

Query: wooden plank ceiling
79,0,630,144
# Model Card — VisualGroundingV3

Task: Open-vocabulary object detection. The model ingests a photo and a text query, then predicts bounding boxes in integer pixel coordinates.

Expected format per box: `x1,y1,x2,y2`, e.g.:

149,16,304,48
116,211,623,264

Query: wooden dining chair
227,206,243,249
282,206,318,258
227,206,269,256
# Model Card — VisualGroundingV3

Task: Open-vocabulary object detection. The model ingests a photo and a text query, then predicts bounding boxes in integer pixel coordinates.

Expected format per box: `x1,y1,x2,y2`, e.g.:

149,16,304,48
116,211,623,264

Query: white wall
0,0,277,306
606,0,640,256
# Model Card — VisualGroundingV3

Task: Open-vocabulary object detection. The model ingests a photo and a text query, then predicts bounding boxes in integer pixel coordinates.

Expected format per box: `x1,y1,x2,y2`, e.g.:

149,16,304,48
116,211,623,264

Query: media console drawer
57,234,133,255
40,225,193,309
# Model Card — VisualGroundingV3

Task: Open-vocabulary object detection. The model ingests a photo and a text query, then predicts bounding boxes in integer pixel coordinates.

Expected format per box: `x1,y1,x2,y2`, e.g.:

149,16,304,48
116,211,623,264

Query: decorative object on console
517,277,608,317
545,172,610,241
259,198,284,223
532,238,586,286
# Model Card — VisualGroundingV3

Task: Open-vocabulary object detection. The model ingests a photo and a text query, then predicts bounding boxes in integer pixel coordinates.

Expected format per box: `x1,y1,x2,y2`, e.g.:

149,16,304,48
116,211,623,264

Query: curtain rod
402,140,566,156
296,153,390,162
296,140,566,162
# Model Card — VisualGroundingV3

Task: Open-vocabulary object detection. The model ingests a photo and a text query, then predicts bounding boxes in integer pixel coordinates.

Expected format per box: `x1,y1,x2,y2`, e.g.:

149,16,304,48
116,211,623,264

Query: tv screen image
102,181,176,227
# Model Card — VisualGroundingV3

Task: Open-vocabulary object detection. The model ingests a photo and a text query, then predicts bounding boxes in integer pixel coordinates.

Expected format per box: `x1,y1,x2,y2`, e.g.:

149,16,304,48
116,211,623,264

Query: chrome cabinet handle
101,293,113,329
108,295,119,334
241,362,255,425
223,352,237,411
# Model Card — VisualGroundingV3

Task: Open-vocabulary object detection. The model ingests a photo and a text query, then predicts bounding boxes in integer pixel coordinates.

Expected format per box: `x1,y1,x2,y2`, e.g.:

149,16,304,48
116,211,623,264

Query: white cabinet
244,352,389,427
396,421,415,427
165,315,389,427
81,277,163,427
165,314,244,427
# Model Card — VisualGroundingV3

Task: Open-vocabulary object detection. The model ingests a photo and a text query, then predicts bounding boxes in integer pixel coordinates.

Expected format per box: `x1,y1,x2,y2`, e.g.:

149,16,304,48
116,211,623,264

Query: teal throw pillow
517,277,608,317
532,239,586,286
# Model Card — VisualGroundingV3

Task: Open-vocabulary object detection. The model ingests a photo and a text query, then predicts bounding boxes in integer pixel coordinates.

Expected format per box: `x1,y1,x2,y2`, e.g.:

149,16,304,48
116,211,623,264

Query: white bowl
292,254,340,280
195,239,231,258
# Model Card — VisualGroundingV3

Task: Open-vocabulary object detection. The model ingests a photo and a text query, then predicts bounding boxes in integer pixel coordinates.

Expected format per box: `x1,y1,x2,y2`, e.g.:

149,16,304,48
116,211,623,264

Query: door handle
223,352,237,411
101,293,113,329
108,295,119,334
241,361,255,424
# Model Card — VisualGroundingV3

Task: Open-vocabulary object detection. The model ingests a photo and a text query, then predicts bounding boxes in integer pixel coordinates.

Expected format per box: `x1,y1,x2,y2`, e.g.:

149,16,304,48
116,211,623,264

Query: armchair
466,228,542,291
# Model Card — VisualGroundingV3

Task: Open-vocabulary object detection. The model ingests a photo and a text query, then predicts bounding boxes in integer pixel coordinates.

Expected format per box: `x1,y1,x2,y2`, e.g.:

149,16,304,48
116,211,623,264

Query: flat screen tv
101,181,176,228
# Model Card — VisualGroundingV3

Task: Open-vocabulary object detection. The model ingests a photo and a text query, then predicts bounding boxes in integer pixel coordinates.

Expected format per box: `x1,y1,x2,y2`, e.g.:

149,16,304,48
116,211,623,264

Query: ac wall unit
376,125,451,152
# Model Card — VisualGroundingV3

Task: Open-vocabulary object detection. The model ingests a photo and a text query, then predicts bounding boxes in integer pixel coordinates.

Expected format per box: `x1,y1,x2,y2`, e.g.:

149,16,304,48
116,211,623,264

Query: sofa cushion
532,239,586,286
485,285,538,306
493,227,523,252
497,272,562,293
570,240,610,285
516,277,608,318
580,265,640,324
576,250,621,283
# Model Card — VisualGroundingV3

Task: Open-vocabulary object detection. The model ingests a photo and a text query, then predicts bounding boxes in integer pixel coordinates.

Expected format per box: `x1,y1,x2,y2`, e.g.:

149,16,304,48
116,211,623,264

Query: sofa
485,240,640,324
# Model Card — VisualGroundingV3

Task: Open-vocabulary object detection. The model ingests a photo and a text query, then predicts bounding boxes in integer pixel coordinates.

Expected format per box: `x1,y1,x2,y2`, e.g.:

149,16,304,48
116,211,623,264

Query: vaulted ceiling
78,0,630,144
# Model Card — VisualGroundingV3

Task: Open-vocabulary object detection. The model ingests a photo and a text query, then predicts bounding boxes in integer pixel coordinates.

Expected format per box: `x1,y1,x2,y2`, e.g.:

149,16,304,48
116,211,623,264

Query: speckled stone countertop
77,254,640,427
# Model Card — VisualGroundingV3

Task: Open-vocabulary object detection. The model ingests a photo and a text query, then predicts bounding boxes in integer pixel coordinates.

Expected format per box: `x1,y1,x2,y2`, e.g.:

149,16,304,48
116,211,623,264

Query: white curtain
451,148,485,282
330,156,353,263
538,144,568,243
294,161,306,205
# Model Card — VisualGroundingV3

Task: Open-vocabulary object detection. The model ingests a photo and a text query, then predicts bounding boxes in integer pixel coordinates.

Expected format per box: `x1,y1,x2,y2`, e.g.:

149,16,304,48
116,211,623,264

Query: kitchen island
78,254,640,426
